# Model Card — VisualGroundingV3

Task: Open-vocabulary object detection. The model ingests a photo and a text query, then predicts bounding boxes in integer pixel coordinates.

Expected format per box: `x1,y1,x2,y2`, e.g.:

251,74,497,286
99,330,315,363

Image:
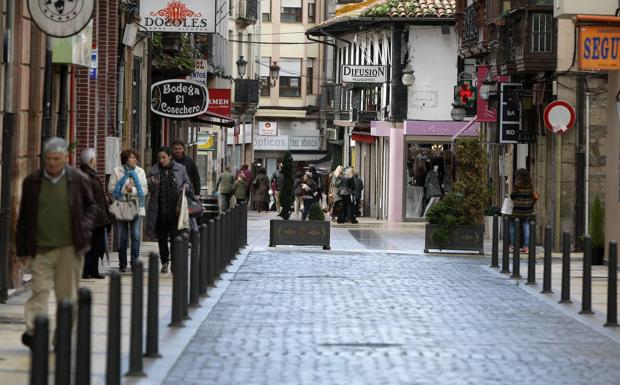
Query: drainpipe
0,0,16,302
116,46,126,138
584,90,590,236
57,64,68,138
41,36,53,157
575,75,585,250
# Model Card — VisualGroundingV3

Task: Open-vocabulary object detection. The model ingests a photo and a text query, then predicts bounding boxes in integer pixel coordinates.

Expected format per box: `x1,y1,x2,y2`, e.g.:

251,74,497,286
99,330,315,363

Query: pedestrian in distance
108,149,148,273
308,166,322,205
146,146,192,274
510,168,537,253
79,148,112,279
338,167,358,224
330,165,344,222
215,165,235,211
271,163,284,213
352,169,364,217
293,171,304,219
301,171,318,221
236,163,253,196
233,173,248,205
172,139,201,196
16,137,98,349
252,167,270,213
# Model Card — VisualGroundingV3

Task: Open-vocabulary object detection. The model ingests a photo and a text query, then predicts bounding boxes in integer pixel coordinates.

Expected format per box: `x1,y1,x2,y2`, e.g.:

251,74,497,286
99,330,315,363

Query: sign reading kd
151,79,209,118
579,26,620,71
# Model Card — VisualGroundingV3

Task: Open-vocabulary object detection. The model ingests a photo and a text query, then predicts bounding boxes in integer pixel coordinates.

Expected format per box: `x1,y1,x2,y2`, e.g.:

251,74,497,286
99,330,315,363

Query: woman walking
146,146,191,274
80,148,112,279
108,149,147,273
301,171,318,221
510,168,536,253
330,166,344,221
252,167,270,213
233,173,248,205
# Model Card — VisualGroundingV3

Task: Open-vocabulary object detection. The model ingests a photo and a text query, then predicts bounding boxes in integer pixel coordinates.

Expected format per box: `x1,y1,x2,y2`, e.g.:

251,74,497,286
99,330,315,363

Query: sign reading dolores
341,65,388,83
151,80,209,118
140,0,216,33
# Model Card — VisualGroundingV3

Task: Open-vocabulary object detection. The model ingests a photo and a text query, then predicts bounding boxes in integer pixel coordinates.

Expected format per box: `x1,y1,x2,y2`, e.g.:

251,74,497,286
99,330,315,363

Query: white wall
407,26,458,121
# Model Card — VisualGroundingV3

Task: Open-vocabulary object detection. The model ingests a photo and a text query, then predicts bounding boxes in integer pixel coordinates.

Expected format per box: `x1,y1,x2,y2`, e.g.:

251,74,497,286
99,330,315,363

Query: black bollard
207,219,216,286
245,201,249,246
55,300,72,385
605,241,618,327
106,271,121,385
220,213,227,272
189,230,201,307
229,208,235,262
215,216,222,279
169,236,184,327
232,205,239,256
30,315,49,385
126,260,146,377
199,223,208,296
75,288,92,385
181,232,190,320
580,235,594,315
224,209,231,266
541,226,553,294
491,215,499,268
501,216,510,274
559,232,572,304
145,252,162,357
526,221,537,286
511,218,521,279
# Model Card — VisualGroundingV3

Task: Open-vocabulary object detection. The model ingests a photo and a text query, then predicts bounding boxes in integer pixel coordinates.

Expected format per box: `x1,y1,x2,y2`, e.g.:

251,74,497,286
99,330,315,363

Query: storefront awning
290,151,329,162
351,132,374,143
404,120,479,137
190,111,237,128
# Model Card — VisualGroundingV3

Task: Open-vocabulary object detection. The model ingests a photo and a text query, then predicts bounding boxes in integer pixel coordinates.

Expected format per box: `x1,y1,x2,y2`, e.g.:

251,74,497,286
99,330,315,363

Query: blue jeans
116,216,141,268
301,197,314,220
510,217,529,248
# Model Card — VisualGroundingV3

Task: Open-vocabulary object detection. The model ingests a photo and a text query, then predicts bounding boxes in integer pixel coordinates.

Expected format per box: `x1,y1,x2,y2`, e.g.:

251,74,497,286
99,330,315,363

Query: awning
404,120,479,137
190,111,237,127
290,150,329,162
351,132,374,143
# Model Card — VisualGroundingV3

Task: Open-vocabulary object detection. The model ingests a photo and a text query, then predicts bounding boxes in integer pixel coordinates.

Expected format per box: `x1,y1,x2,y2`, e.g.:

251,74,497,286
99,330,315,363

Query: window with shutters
531,13,552,53
279,58,302,97
281,0,302,22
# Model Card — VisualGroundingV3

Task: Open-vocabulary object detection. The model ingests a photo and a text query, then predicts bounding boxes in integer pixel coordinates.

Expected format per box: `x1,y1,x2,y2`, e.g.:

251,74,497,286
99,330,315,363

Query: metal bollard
233,205,239,256
208,219,216,286
106,271,122,385
145,252,162,357
55,300,72,385
126,260,146,377
605,241,618,327
245,201,249,246
541,226,553,294
75,288,92,385
199,223,208,296
224,209,231,265
214,216,222,279
228,208,235,262
559,232,572,304
511,218,521,279
30,315,49,385
169,236,184,327
189,230,201,307
491,215,499,268
220,213,228,272
580,235,594,315
526,221,537,286
501,216,510,274
181,232,190,320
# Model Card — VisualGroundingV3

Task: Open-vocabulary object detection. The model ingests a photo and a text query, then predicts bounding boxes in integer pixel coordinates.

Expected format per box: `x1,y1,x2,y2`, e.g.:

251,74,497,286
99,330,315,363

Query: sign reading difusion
341,65,388,83
151,80,209,118
140,0,216,33
579,26,620,71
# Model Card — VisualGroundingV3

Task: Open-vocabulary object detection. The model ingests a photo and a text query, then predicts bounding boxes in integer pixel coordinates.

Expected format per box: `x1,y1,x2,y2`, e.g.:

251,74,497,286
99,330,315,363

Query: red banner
476,66,508,123
207,88,231,117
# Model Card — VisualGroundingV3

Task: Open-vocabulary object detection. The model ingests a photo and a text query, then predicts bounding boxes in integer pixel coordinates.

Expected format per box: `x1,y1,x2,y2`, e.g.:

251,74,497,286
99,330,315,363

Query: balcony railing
234,79,260,105
237,0,258,27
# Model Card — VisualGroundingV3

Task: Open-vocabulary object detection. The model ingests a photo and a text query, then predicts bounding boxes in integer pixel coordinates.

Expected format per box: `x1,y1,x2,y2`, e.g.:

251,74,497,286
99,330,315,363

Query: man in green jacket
215,165,235,211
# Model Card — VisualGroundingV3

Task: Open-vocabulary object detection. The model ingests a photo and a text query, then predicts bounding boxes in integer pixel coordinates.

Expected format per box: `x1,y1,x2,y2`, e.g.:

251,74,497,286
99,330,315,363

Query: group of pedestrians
329,166,363,224
215,163,252,210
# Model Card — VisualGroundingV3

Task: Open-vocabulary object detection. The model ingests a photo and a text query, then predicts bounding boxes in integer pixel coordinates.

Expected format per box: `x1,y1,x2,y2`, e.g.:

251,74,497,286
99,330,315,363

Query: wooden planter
269,219,331,250
424,223,485,254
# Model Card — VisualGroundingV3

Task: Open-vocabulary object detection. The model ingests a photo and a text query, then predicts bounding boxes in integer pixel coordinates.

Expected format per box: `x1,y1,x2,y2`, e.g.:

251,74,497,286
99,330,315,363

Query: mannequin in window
423,165,442,216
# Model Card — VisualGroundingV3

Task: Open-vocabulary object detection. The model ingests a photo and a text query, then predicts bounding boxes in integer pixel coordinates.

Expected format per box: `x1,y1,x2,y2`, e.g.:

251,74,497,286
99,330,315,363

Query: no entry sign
544,100,576,135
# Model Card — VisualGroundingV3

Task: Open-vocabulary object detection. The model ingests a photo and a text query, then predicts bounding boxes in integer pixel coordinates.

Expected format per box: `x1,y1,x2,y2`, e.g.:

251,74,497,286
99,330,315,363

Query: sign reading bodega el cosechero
151,80,209,119
140,0,216,33
28,0,95,37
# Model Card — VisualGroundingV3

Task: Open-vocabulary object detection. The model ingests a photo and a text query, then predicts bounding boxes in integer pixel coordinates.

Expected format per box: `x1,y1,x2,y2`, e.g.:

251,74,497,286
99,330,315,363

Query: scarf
112,165,145,207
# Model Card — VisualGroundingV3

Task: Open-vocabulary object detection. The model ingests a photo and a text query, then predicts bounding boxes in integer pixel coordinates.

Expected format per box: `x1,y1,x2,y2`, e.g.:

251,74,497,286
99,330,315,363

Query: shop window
531,13,553,53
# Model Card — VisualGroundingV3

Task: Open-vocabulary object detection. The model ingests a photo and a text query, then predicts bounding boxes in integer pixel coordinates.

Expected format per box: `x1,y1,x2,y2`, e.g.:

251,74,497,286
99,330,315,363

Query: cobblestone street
163,242,620,385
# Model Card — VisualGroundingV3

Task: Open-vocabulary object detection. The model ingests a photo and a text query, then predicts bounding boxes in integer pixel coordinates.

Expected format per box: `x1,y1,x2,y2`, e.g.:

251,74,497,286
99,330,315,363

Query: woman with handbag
510,168,536,253
108,149,147,273
146,146,191,274
252,167,270,213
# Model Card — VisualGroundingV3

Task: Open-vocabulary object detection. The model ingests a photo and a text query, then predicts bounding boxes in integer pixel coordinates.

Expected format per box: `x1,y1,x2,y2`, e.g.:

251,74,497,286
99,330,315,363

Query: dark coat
145,161,191,238
16,166,98,258
174,155,201,194
353,176,364,201
252,173,270,203
79,163,112,228
233,179,248,200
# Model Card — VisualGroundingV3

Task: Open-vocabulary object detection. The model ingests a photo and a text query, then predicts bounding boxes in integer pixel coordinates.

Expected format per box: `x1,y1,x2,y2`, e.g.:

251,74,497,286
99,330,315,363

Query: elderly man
16,137,97,348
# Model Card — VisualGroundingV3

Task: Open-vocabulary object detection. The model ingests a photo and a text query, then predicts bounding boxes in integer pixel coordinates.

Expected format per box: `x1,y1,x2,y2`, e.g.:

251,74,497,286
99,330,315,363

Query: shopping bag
177,193,190,230
501,196,513,215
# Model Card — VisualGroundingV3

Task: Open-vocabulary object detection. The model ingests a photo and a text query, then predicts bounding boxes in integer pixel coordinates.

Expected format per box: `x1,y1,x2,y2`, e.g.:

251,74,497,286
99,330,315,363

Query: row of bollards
490,214,620,327
30,202,249,385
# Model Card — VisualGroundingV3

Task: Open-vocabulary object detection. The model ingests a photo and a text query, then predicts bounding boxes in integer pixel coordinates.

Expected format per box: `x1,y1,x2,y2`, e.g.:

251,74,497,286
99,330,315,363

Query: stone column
388,124,405,222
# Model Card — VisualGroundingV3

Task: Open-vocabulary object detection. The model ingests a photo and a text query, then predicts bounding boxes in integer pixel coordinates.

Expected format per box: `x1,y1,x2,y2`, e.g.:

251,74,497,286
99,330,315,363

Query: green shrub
278,152,295,220
590,195,605,248
308,203,325,221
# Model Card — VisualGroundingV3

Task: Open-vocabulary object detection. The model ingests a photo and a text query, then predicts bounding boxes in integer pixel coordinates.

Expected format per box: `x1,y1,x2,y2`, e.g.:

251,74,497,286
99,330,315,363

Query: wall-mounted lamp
402,65,415,86
479,71,497,101
450,102,466,121
236,55,248,79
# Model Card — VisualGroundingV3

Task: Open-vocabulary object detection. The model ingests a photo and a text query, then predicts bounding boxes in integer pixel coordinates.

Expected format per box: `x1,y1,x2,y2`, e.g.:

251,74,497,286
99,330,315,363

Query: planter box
269,219,331,250
424,223,485,254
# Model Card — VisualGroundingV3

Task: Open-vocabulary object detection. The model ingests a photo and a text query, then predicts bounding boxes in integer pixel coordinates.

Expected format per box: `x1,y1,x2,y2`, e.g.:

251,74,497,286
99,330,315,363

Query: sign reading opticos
341,65,388,83
140,0,216,33
151,80,209,118
579,26,620,71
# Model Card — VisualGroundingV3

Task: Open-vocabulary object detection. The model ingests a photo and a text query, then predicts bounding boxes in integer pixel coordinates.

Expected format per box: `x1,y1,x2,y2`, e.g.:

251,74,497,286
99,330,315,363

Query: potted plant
424,138,490,254
590,194,605,265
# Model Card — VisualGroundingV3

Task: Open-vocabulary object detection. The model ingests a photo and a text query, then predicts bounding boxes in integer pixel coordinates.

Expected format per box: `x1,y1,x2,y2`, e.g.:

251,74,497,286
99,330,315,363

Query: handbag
187,195,205,217
501,196,513,215
109,199,138,221
177,193,190,230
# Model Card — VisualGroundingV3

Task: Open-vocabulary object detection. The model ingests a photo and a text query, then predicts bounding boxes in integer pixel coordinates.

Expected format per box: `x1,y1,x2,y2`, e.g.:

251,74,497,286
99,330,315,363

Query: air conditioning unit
326,128,338,141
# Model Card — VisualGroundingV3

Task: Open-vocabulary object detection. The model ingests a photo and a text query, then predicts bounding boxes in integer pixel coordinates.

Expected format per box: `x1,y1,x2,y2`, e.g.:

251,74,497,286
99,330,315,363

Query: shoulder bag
109,198,139,221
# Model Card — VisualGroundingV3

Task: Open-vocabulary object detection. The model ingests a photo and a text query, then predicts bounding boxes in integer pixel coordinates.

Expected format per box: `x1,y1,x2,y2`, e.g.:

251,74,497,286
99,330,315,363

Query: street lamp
401,63,415,86
269,61,280,85
236,55,248,78
450,103,466,121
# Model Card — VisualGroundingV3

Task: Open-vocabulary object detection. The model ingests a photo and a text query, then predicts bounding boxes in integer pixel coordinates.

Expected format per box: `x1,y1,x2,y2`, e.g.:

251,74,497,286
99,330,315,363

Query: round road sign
544,100,576,135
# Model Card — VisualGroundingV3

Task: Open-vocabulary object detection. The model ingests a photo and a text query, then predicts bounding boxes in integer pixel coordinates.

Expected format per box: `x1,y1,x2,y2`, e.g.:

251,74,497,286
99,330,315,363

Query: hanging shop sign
499,83,521,144
578,25,620,71
188,59,208,85
140,0,216,33
28,0,95,37
544,100,576,135
151,79,209,118
341,65,388,83
207,88,231,117
258,122,278,136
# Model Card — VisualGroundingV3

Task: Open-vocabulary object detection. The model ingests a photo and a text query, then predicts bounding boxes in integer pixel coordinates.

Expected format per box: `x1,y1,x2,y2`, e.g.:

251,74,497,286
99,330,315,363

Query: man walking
271,163,284,213
172,139,201,195
215,165,235,211
16,137,97,348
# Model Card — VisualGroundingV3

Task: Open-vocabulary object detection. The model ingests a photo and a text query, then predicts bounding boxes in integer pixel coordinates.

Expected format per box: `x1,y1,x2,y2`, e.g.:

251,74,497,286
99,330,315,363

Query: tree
279,152,295,220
